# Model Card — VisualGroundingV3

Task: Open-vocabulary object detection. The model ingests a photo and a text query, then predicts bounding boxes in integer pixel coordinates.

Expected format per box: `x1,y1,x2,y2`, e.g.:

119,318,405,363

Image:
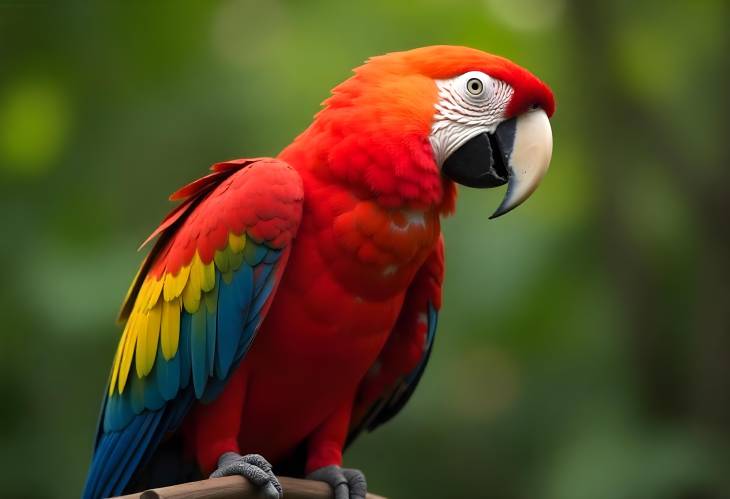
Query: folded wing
83,158,303,499
348,237,444,444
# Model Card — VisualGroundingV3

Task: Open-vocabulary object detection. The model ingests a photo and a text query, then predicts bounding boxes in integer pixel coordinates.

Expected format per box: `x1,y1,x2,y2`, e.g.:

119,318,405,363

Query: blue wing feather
155,346,180,401
143,367,166,411
190,306,209,398
104,384,135,432
216,265,253,379
253,263,274,297
179,312,192,389
206,292,218,377
83,245,288,499
263,248,281,264
252,268,276,314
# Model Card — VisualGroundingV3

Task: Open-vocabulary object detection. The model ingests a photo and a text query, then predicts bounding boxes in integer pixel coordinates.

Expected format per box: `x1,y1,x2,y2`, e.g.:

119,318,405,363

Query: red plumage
86,45,555,498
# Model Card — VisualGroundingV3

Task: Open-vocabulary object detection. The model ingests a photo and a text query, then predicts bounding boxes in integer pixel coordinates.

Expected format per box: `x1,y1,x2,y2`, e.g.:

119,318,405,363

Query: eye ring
466,77,484,96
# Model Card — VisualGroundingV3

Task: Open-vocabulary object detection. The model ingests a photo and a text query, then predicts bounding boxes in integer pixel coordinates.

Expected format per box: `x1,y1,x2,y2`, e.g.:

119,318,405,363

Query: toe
242,453,273,473
245,465,280,499
308,465,348,498
334,482,350,499
209,453,282,499
262,481,282,499
266,471,283,498
308,465,368,499
343,469,367,499
210,460,260,480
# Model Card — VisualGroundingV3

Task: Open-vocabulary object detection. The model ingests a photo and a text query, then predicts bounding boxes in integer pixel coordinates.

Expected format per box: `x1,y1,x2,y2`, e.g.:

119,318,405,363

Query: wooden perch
113,476,386,499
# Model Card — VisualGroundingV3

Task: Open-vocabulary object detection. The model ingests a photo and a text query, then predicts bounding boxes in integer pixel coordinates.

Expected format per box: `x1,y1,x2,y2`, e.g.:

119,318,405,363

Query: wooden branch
113,476,385,499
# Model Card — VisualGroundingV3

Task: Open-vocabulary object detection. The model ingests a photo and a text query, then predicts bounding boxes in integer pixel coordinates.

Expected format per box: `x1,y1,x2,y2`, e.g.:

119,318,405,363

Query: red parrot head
289,45,555,217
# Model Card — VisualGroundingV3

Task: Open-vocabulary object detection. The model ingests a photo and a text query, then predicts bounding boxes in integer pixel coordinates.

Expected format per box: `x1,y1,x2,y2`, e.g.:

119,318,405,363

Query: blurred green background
1,1,728,498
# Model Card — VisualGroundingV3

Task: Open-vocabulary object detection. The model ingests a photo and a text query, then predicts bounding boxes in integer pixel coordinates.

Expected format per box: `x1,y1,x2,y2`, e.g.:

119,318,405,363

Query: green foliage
0,1,727,497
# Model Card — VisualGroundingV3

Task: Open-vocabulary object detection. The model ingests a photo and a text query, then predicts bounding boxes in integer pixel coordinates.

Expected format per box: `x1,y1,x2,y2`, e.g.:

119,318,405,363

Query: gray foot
210,452,282,499
307,465,367,499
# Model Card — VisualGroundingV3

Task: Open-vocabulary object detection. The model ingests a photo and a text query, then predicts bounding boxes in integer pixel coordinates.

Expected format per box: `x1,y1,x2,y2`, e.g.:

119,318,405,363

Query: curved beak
442,109,553,219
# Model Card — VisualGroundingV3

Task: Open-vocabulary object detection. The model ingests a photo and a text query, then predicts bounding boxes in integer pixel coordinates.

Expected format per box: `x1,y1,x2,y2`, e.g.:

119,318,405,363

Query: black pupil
469,80,481,92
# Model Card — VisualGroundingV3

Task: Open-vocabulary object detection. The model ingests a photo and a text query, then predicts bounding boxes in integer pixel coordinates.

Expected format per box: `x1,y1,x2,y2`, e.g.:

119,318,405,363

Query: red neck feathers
279,55,456,214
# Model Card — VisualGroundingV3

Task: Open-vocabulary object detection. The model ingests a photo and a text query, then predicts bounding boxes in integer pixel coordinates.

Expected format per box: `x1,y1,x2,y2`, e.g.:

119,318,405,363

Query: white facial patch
430,71,513,166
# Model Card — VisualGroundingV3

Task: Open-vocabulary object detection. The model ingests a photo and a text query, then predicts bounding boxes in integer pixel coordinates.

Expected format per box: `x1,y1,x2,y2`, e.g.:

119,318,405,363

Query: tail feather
82,409,163,499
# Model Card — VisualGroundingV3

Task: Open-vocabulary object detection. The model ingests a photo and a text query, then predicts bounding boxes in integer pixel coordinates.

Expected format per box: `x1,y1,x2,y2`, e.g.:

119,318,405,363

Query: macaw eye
466,78,484,96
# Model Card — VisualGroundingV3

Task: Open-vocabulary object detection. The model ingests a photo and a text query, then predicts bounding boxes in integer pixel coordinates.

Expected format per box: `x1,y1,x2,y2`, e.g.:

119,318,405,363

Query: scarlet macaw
83,45,554,499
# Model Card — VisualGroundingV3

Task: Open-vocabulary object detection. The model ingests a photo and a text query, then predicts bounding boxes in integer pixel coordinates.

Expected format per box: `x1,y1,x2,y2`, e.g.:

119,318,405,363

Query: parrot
82,45,554,499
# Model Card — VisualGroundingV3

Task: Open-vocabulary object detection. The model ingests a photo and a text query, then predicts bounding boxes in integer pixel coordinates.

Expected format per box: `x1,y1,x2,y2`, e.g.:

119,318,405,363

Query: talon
308,465,368,499
210,452,282,499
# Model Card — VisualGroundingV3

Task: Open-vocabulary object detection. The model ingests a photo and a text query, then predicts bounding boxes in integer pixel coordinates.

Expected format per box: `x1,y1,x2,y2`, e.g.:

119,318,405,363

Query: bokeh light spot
211,0,287,69
485,0,565,32
452,346,522,421
0,79,71,176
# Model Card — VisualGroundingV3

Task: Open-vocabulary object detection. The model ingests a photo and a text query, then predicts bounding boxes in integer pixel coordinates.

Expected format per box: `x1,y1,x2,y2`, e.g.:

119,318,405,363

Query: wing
83,158,303,499
347,236,444,445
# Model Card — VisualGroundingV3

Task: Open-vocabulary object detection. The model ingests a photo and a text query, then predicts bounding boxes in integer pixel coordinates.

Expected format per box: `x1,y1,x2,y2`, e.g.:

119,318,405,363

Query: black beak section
442,118,516,189
441,109,553,219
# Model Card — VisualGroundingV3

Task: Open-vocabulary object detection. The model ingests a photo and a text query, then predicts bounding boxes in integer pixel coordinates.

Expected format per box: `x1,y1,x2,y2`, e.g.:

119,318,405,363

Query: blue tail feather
83,409,163,499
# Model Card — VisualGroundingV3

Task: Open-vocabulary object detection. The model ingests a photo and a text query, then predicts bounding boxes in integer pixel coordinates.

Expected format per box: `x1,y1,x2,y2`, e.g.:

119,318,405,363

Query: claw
308,465,368,499
210,452,283,499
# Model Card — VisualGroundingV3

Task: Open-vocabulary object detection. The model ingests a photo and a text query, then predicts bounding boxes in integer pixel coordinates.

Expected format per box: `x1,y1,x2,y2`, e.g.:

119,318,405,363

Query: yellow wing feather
118,311,139,394
145,278,163,310
137,305,161,376
161,297,181,360
163,264,190,302
201,256,215,293
110,230,250,394
229,232,246,253
182,255,202,313
133,311,150,377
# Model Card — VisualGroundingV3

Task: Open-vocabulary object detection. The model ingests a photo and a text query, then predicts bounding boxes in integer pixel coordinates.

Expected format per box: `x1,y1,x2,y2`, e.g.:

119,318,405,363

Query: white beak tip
490,109,552,219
